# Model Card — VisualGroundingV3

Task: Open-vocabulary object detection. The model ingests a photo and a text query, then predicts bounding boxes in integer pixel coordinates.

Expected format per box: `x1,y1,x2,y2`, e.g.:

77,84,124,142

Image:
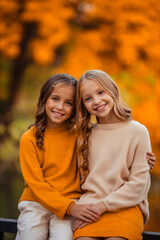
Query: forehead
80,80,103,95
51,82,75,98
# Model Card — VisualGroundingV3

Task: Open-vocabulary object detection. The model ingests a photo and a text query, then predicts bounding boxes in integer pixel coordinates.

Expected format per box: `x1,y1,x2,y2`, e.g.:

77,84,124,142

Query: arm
147,152,156,170
102,126,151,212
20,134,75,220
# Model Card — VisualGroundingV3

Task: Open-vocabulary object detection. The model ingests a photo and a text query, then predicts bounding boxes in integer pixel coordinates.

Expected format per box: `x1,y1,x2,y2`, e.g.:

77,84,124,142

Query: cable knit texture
78,120,151,223
19,125,82,220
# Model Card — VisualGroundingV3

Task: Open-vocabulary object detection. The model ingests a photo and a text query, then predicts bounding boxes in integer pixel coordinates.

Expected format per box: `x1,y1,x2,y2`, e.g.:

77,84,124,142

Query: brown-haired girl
15,74,100,240
73,70,154,240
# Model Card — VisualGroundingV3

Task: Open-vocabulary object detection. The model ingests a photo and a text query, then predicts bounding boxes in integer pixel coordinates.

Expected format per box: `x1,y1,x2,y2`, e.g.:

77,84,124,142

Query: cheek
45,101,49,111
110,97,114,106
107,95,113,104
45,99,52,108
67,106,74,116
83,102,91,113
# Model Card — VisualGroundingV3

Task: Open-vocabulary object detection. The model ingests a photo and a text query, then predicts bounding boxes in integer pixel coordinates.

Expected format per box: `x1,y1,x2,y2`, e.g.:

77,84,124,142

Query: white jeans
15,201,75,240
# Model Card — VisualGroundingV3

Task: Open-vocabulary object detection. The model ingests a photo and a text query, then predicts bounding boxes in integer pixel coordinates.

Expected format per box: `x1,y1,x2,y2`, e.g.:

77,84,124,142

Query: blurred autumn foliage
0,0,160,231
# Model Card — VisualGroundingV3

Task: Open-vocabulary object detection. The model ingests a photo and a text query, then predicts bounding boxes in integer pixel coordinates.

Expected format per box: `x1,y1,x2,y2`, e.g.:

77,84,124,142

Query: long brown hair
32,73,77,150
76,70,132,184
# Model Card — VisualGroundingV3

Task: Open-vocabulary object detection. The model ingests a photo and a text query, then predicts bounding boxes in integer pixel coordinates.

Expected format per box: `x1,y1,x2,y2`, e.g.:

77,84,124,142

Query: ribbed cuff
66,202,76,215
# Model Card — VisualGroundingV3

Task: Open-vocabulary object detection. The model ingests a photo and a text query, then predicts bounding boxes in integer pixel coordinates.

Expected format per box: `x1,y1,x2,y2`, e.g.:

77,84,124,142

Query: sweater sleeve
102,126,151,212
20,134,75,220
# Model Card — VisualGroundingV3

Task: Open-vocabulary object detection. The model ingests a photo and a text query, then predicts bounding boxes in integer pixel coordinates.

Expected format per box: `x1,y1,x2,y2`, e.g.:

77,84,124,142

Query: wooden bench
0,218,160,240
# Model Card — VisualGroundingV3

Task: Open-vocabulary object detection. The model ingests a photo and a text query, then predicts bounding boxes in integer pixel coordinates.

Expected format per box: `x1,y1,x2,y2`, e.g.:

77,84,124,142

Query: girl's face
81,79,118,124
45,82,75,129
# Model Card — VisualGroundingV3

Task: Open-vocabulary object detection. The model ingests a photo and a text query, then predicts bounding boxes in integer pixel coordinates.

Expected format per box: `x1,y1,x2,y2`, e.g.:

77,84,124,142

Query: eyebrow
82,87,103,96
83,94,91,98
51,94,74,101
97,87,103,91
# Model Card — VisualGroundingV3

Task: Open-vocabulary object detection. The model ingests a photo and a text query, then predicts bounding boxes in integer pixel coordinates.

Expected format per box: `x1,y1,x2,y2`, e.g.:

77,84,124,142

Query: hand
72,219,90,231
88,201,107,215
147,152,156,170
69,204,100,223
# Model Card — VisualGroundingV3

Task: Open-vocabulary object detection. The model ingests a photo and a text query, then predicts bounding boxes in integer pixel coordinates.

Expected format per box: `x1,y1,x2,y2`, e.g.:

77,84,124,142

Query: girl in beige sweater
72,70,153,240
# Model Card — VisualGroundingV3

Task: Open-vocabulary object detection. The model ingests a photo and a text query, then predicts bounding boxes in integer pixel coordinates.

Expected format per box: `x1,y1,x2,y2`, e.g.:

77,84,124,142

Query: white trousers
15,201,75,240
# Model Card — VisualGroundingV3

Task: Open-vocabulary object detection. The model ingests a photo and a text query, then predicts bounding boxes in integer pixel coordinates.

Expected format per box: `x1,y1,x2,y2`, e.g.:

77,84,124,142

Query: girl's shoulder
130,120,148,131
129,120,150,137
20,125,36,143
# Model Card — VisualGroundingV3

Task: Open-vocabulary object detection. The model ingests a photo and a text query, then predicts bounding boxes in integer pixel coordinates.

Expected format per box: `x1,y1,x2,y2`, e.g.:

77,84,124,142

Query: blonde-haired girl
72,70,153,240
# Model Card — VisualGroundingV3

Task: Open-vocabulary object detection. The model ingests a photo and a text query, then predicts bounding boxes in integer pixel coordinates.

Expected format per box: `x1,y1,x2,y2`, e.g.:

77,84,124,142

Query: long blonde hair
76,70,132,184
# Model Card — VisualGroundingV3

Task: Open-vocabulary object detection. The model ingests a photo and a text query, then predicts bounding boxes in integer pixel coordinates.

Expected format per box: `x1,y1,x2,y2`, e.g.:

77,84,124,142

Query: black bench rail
0,218,17,240
143,231,160,240
0,218,17,233
0,218,160,240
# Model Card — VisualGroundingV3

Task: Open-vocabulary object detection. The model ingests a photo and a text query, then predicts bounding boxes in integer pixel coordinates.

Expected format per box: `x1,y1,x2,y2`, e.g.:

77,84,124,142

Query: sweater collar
45,124,68,134
94,120,131,130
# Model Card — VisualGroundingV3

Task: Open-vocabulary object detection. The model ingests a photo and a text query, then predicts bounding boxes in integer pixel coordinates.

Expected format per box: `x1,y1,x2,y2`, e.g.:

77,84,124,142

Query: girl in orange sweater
72,70,155,240
15,74,100,240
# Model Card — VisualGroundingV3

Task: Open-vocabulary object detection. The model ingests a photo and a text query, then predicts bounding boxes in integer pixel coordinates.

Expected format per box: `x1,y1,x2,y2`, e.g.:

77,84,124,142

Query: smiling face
45,82,75,129
81,79,119,124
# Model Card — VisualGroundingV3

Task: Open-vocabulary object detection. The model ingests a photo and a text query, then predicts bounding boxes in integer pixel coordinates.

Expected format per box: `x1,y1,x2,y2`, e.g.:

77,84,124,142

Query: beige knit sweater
78,120,151,223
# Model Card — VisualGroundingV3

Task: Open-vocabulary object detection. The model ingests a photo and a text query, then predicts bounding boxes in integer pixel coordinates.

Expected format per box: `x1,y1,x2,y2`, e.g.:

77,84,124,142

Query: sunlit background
0,0,160,238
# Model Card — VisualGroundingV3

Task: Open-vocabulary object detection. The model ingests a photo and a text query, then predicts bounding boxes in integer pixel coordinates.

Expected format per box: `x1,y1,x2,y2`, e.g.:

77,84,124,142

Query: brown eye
98,90,104,95
52,97,58,101
84,97,91,102
66,101,73,106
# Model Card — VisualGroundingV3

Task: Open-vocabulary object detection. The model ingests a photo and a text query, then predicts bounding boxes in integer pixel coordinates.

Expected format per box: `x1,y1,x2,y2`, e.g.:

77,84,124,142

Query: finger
147,159,155,164
73,225,78,231
87,206,100,216
85,209,100,220
73,220,83,231
149,164,154,169
81,209,99,220
147,152,155,156
79,222,89,229
147,156,156,161
83,212,99,222
79,215,93,223
73,223,79,231
149,164,153,171
88,204,95,207
73,219,81,228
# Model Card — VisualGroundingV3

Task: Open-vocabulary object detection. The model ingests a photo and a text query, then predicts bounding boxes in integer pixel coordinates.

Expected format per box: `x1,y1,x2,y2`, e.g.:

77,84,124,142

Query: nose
93,96,101,106
57,101,63,110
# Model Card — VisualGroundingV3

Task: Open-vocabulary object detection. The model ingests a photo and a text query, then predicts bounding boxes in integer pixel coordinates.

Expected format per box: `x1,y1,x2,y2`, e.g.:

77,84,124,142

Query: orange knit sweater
19,125,82,219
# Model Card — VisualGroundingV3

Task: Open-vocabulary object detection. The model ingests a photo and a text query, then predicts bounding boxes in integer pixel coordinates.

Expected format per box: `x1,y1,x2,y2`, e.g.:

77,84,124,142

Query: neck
98,112,121,124
46,123,65,129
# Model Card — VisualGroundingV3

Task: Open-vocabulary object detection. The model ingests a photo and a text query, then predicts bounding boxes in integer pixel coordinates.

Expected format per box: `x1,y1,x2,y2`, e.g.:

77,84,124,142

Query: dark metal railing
0,218,160,240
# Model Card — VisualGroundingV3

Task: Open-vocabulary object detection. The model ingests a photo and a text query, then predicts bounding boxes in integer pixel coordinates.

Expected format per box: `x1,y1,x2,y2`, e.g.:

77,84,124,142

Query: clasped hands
69,201,107,231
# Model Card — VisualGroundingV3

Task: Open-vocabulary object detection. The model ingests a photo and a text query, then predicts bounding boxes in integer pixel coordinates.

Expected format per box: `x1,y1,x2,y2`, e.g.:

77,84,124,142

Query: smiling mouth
94,103,107,111
51,111,65,117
